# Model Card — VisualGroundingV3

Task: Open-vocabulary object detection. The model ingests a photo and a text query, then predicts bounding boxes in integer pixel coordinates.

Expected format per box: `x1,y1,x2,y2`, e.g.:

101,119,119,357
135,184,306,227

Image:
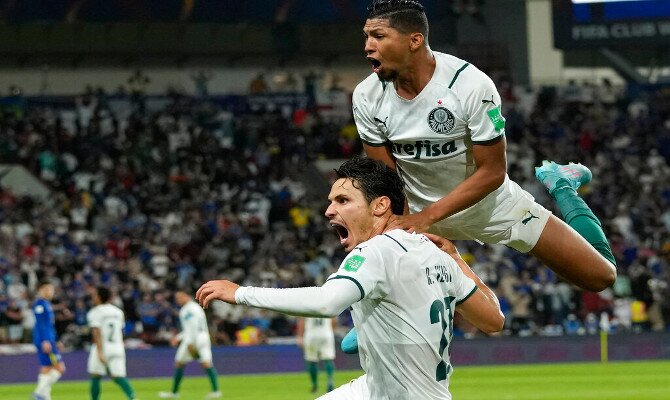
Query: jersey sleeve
326,245,389,301
87,309,101,328
450,259,478,305
460,70,506,144
352,86,387,147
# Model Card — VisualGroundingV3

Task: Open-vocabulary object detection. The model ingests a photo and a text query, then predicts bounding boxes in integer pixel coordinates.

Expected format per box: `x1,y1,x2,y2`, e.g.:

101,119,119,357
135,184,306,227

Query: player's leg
199,353,221,399
532,161,616,291
160,342,192,397
323,335,337,392
33,366,52,400
303,338,319,392
324,359,335,392
109,355,137,400
90,374,102,400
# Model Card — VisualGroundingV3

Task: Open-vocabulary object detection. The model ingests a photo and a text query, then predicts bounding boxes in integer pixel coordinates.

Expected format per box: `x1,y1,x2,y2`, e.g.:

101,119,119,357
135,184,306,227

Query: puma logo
522,211,539,225
481,95,496,106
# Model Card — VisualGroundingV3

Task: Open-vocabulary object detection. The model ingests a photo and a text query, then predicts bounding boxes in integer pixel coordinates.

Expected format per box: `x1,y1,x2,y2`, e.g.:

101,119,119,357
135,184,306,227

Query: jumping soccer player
196,157,504,399
32,281,66,400
159,290,221,399
353,0,616,292
87,286,137,400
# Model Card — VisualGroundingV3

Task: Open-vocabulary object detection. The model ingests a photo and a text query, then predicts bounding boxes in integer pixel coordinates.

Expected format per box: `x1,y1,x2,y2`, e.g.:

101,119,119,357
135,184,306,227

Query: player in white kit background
296,317,337,393
86,286,137,400
355,0,616,292
196,157,504,399
159,290,221,399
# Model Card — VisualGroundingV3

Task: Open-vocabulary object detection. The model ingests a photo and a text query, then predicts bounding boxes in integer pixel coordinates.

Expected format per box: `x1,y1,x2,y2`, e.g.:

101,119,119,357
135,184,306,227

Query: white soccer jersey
353,51,520,241
304,317,334,339
179,300,210,344
87,304,126,357
327,229,477,400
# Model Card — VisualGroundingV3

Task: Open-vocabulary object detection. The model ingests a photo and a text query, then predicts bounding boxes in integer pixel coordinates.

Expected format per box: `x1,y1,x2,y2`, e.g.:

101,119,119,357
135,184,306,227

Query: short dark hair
367,0,429,39
97,286,112,303
335,157,405,215
37,280,52,289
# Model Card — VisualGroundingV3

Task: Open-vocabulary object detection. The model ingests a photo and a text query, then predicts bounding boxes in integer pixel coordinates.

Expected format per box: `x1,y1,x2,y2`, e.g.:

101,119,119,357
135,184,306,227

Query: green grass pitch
3,360,668,399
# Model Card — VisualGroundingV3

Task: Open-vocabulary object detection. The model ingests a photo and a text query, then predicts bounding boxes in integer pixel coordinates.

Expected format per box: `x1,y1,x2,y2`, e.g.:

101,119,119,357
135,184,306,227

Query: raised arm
196,279,361,318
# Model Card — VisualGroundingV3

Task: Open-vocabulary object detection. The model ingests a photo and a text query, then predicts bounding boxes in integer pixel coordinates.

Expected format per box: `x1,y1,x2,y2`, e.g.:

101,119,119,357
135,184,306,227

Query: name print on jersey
426,265,453,285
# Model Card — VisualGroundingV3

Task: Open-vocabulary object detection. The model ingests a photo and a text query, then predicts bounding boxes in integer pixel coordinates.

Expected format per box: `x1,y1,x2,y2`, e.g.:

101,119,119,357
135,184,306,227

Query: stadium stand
0,73,668,351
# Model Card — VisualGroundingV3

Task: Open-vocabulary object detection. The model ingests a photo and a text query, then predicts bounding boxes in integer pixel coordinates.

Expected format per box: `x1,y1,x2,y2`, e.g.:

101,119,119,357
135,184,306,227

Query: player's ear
372,196,391,216
409,32,424,51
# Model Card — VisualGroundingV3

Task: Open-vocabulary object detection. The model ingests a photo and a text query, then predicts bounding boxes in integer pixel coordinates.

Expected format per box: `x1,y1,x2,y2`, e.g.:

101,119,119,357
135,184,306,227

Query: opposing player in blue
32,281,66,400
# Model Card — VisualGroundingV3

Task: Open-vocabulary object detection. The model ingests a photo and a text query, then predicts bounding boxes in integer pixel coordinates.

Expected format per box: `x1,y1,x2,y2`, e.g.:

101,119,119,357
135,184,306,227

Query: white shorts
317,375,369,400
419,180,551,253
175,336,213,364
87,351,126,377
303,334,335,362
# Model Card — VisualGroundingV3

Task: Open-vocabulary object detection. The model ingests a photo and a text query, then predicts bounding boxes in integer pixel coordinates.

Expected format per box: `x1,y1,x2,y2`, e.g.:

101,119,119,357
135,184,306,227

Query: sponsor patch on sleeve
486,106,506,132
343,255,366,272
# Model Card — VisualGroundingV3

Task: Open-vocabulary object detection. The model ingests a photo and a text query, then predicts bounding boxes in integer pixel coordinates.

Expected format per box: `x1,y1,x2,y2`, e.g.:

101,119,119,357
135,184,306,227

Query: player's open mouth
368,57,381,73
331,222,349,245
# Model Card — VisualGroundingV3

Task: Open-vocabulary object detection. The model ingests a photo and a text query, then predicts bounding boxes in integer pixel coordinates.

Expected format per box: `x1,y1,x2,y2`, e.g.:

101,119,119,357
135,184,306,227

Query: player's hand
386,212,433,233
296,337,304,348
169,337,180,347
97,350,107,365
196,280,240,308
41,341,52,354
56,342,64,352
423,233,460,258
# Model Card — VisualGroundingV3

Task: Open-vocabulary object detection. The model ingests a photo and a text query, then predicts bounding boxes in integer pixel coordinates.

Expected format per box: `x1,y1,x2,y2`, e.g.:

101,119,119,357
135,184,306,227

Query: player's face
41,285,55,300
325,178,376,252
363,18,412,81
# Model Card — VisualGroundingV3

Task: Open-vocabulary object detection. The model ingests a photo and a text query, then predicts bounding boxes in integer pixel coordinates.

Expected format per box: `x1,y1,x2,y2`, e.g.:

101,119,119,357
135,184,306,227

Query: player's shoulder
435,51,495,93
362,229,420,254
353,73,386,103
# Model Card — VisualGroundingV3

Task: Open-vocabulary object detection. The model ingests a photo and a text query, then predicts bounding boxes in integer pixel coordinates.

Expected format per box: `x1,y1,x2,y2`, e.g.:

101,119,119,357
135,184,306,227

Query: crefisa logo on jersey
427,107,455,134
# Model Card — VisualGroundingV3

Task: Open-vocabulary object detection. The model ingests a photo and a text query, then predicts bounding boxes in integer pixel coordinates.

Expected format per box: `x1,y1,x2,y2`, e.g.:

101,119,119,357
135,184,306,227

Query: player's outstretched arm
196,279,361,318
424,233,504,334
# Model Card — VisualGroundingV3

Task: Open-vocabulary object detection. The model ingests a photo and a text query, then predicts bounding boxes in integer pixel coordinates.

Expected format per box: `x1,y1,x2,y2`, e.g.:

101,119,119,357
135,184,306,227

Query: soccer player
32,281,66,400
296,317,336,393
196,157,504,399
353,0,616,292
87,286,137,400
158,290,221,399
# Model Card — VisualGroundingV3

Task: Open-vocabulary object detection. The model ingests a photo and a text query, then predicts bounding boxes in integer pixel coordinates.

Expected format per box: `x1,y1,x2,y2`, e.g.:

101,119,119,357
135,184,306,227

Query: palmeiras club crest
427,106,455,134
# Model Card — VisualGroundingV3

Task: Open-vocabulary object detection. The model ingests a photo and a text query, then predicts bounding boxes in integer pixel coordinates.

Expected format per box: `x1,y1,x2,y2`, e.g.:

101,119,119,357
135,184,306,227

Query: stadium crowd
0,76,669,350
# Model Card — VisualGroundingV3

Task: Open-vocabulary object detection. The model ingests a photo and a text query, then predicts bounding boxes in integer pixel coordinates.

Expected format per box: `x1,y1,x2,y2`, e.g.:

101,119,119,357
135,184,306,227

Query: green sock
552,185,616,266
205,367,219,392
90,376,101,400
324,360,335,388
112,377,135,399
171,367,184,394
307,361,318,388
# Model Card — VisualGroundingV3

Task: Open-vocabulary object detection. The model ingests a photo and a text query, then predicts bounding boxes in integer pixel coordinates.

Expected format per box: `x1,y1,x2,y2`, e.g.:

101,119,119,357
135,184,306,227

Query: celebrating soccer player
197,157,504,399
354,0,616,292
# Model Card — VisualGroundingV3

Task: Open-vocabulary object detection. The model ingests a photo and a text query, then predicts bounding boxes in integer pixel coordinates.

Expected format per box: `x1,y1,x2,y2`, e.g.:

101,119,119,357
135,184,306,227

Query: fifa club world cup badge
428,106,455,134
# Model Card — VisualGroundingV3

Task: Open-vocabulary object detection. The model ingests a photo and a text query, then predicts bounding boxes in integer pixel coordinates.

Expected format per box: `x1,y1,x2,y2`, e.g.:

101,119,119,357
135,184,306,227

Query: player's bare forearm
424,139,507,224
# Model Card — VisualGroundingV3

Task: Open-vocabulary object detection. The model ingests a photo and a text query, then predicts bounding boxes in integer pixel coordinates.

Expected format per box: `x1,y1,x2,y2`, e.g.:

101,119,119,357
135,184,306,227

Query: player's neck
394,49,436,100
